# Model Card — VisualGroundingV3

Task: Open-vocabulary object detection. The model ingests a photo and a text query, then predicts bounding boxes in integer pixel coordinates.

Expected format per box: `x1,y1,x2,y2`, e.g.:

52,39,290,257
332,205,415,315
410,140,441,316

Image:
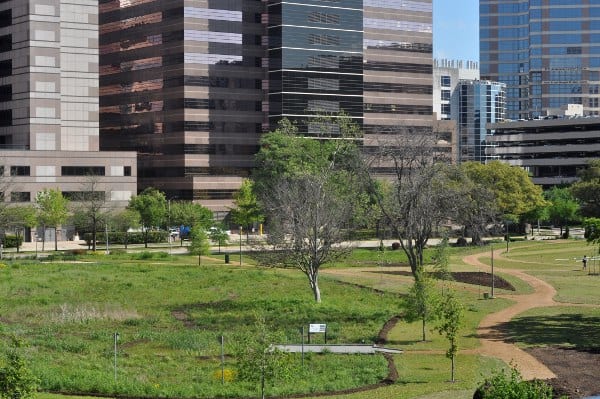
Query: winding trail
463,250,558,380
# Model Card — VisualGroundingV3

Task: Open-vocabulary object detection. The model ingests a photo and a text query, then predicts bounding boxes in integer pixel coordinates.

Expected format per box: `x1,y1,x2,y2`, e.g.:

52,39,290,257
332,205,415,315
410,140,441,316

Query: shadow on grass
499,313,600,349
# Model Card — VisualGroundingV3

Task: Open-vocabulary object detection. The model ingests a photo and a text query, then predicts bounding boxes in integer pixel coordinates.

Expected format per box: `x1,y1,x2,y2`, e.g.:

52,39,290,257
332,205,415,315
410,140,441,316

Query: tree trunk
198,254,201,266
451,355,455,382
92,218,97,252
42,224,46,251
54,227,58,251
422,317,426,341
310,276,322,303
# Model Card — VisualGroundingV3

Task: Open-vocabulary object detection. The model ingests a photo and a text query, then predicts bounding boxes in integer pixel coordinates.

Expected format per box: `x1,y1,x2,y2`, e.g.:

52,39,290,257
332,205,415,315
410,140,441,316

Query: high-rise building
480,0,600,120
99,0,433,209
433,59,480,121
0,1,136,216
457,79,505,162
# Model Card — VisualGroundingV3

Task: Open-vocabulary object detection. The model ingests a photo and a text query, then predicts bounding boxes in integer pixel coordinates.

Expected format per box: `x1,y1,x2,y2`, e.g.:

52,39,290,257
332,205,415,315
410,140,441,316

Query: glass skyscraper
480,0,600,120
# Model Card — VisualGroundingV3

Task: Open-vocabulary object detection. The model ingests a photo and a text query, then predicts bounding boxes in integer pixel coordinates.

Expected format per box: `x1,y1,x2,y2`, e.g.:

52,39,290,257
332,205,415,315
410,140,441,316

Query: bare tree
259,174,353,303
367,130,461,276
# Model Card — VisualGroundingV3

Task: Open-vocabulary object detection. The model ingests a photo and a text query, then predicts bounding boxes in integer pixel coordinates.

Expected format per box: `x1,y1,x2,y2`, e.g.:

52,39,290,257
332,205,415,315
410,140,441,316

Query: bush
562,226,570,239
2,235,23,249
455,237,468,247
474,367,558,399
391,242,401,250
82,231,168,246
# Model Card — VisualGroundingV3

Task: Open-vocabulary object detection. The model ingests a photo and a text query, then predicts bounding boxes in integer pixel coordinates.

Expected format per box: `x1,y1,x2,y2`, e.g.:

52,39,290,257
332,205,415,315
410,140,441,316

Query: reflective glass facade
99,0,433,209
458,80,505,162
267,1,364,132
481,0,600,119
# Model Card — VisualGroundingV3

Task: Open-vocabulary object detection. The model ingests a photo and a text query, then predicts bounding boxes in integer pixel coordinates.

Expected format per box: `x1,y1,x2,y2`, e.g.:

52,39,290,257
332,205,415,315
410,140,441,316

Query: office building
457,79,505,162
433,59,479,121
486,117,600,186
99,0,434,208
0,1,136,220
480,0,600,120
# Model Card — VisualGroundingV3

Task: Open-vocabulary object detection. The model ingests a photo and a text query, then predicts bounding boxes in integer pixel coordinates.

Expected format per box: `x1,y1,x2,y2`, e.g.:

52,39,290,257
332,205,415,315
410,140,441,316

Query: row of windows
363,39,432,53
4,166,131,177
364,103,432,115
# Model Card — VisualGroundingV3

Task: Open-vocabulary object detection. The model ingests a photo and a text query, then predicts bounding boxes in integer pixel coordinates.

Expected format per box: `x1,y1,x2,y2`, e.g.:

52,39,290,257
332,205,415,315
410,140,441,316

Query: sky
433,0,479,63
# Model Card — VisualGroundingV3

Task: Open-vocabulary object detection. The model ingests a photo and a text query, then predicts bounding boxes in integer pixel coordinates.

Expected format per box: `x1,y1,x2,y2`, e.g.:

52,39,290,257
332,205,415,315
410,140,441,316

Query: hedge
82,231,168,246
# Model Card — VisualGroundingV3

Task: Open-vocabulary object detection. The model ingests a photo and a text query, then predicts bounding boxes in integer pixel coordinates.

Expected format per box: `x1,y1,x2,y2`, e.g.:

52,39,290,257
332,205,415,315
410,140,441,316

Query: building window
61,166,105,176
441,104,451,114
10,166,30,176
0,9,11,29
441,76,451,87
124,166,132,176
441,90,451,101
11,192,31,202
0,109,11,126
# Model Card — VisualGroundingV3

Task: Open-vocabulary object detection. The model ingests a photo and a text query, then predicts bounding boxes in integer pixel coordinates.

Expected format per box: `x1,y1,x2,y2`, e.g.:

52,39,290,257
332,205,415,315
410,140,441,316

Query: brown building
99,0,433,211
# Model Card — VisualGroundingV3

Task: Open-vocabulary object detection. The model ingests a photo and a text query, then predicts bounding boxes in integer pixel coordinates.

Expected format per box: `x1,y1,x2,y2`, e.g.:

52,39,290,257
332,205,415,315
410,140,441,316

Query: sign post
308,324,327,344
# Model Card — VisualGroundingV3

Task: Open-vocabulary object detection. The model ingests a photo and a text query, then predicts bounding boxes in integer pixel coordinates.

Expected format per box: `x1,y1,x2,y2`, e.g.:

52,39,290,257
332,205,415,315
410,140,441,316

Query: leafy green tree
403,268,441,342
229,179,263,242
544,187,579,236
35,188,69,251
109,209,140,249
234,315,291,399
462,161,546,222
169,201,213,246
436,292,463,383
188,225,210,265
128,188,167,248
209,225,229,254
254,115,366,302
0,336,38,399
571,159,600,217
4,206,36,253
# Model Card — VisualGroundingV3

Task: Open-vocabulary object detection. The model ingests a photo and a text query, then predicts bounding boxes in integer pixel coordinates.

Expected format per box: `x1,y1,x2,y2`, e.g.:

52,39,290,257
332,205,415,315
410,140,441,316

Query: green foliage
570,159,600,217
2,235,23,249
233,314,292,397
462,161,546,219
188,226,210,265
545,187,580,227
0,336,38,399
435,291,464,382
432,236,453,282
474,366,556,399
229,179,263,233
128,188,167,247
82,231,168,246
169,201,213,229
403,268,441,341
35,189,69,227
209,225,229,253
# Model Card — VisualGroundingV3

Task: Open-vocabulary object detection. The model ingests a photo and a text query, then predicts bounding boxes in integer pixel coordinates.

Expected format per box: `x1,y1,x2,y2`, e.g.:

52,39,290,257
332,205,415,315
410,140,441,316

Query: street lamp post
491,244,495,298
505,220,509,253
168,199,172,255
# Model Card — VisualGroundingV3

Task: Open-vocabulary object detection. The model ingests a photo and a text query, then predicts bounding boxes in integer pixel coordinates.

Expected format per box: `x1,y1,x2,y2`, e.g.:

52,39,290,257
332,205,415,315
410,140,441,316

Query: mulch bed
527,346,600,398
373,271,516,291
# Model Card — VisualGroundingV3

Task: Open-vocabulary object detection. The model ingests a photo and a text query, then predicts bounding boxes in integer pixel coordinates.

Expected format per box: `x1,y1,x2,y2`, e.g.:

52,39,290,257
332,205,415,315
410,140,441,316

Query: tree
462,161,546,222
474,366,555,399
128,188,167,248
369,131,462,276
403,268,441,342
3,206,36,253
169,201,213,246
188,225,210,265
35,188,69,251
544,187,579,236
109,208,140,249
254,115,366,302
570,159,600,217
209,224,229,254
229,179,264,242
435,292,463,383
70,175,111,251
0,336,38,399
234,314,291,399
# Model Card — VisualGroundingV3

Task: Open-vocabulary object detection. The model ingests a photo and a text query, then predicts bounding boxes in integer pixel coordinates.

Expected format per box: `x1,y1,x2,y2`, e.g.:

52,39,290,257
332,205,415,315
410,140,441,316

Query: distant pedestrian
582,255,588,270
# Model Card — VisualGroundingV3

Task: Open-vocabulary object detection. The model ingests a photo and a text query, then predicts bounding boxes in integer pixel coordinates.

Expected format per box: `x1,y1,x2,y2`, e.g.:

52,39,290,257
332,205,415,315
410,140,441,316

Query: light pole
168,199,172,255
505,220,509,253
114,332,119,382
490,243,495,298
239,226,242,265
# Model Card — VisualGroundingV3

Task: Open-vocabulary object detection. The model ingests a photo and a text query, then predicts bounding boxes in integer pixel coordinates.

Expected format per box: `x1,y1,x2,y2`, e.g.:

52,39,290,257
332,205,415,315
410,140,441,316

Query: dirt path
463,250,560,379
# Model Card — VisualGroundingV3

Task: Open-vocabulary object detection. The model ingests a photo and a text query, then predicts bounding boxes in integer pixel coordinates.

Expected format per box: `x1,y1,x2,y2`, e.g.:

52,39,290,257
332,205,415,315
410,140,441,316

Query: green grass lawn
3,239,599,399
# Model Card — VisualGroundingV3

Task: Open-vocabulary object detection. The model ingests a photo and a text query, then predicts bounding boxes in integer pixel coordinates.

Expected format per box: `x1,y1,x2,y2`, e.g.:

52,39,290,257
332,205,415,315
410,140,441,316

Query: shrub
391,242,401,250
212,368,236,383
82,231,168,245
2,235,23,249
474,366,558,399
455,237,468,247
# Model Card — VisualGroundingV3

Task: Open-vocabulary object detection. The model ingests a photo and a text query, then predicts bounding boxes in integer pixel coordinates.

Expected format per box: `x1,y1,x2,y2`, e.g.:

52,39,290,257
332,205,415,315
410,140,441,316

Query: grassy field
2,239,599,399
